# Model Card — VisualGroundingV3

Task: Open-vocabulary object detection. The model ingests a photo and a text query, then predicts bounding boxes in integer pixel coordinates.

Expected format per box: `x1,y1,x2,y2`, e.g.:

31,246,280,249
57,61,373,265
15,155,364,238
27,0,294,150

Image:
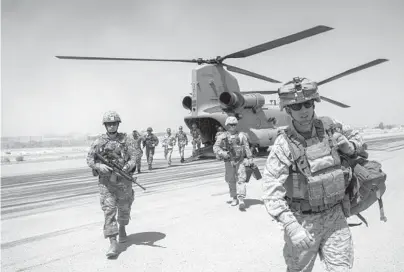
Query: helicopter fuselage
181,64,289,151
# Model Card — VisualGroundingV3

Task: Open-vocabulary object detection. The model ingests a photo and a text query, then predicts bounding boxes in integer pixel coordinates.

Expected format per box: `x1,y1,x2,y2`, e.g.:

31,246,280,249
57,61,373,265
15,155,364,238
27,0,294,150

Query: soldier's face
105,122,119,133
227,124,237,133
147,131,152,135
287,101,315,125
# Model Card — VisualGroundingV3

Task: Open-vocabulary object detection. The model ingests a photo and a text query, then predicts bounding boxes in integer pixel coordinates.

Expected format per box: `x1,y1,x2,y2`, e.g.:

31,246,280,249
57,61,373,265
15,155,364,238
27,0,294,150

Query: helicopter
56,25,388,159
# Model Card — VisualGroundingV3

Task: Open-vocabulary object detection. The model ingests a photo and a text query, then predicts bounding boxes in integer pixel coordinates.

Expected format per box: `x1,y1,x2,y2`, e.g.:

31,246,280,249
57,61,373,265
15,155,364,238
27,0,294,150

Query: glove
222,152,230,160
284,221,315,250
96,163,112,174
332,132,355,155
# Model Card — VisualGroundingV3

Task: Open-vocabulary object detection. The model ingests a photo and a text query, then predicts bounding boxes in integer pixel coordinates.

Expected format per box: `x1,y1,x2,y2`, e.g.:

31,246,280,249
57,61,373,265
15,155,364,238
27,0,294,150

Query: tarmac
1,138,404,272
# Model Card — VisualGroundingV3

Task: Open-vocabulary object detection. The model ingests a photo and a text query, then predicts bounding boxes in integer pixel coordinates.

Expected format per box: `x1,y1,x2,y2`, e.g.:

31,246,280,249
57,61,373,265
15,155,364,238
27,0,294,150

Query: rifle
224,135,262,180
94,152,147,191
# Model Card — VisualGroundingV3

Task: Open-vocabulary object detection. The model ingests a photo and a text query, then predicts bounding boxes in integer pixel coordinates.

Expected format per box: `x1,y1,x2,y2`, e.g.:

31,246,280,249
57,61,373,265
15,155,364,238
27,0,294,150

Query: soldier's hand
332,132,355,155
97,163,112,174
222,153,230,160
284,221,315,250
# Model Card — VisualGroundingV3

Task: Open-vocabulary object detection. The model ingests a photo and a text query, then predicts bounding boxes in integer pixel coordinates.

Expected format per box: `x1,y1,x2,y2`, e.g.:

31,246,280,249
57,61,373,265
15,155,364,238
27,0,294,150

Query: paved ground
1,137,404,272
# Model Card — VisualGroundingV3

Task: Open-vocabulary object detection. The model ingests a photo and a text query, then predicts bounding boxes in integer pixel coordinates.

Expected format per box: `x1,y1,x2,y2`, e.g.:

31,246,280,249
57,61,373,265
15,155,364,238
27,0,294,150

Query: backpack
342,152,387,227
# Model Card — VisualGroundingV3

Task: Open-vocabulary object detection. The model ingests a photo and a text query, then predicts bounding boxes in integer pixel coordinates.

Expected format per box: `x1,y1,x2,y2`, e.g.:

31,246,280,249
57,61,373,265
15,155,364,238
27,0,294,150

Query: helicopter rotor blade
220,25,333,61
320,95,350,108
55,56,200,63
240,90,278,95
223,64,281,83
317,59,389,86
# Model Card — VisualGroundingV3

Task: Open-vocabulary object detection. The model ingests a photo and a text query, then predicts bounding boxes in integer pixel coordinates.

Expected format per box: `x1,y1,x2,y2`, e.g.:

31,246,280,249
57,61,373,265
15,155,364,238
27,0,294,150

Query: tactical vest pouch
285,173,307,199
348,159,387,222
306,141,340,173
322,169,345,205
307,176,325,207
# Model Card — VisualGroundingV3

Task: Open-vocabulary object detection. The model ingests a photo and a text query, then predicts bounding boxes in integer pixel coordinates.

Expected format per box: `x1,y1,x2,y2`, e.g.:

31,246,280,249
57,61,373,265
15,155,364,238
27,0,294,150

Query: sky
1,0,404,137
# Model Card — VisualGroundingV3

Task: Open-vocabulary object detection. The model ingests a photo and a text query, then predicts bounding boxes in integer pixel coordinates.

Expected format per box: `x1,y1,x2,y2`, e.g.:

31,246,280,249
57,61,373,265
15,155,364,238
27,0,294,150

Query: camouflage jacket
162,134,176,149
86,132,140,176
190,128,202,141
175,131,188,146
142,133,159,148
261,116,364,220
213,131,253,162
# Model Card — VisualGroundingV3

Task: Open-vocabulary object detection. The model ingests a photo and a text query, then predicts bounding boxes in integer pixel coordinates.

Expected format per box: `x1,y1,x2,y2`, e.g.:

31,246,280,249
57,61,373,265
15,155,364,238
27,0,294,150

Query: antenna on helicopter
56,25,333,84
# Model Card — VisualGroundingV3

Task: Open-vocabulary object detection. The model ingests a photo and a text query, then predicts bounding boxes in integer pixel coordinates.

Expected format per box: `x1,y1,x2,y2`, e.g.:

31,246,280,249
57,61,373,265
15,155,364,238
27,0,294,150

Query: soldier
215,126,224,141
132,130,143,174
261,78,364,271
162,128,176,166
213,116,254,211
175,126,188,163
142,127,159,170
190,123,202,156
86,111,141,258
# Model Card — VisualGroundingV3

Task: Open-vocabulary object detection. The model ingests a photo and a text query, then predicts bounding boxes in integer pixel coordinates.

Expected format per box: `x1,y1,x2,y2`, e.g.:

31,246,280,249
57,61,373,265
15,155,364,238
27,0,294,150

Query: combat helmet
102,111,121,124
147,127,153,132
278,77,321,110
225,116,238,126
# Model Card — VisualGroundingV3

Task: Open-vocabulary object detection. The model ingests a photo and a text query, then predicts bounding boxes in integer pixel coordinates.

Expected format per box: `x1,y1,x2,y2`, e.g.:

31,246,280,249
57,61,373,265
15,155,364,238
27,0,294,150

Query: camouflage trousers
145,147,155,166
136,150,143,171
192,139,201,156
164,147,173,164
99,179,134,238
178,144,186,159
224,161,247,199
283,204,354,272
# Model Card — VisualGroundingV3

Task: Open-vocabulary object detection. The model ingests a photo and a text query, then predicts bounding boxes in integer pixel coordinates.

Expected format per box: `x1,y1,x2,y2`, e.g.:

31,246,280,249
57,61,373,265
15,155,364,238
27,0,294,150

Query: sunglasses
289,100,314,111
228,124,237,127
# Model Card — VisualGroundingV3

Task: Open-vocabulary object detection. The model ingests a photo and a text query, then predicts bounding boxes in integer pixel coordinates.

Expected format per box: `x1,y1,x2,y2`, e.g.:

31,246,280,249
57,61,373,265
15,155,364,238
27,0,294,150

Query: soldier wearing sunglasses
261,78,364,271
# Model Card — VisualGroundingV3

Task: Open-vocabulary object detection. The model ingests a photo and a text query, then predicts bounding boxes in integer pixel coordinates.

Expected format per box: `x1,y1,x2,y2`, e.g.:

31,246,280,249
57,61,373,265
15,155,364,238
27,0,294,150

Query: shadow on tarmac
109,231,167,259
243,198,264,209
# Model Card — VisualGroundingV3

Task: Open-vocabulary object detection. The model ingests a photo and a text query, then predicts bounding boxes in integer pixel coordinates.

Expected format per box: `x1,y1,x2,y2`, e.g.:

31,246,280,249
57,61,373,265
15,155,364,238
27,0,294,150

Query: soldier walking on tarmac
261,78,364,271
86,111,141,258
142,127,159,170
131,130,143,173
162,128,176,166
213,116,254,211
175,126,188,163
190,123,202,156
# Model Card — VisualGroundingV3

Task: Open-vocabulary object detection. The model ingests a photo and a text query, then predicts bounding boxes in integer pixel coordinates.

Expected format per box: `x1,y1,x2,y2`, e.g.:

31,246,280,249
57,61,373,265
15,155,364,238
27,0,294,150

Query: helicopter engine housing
182,96,192,111
219,92,265,110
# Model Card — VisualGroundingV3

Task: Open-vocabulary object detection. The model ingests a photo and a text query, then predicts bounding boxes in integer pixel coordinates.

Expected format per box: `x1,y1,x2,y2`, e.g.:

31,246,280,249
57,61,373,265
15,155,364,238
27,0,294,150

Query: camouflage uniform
190,127,202,156
87,132,141,238
175,130,188,162
214,124,253,208
142,131,159,170
132,131,143,173
162,132,176,165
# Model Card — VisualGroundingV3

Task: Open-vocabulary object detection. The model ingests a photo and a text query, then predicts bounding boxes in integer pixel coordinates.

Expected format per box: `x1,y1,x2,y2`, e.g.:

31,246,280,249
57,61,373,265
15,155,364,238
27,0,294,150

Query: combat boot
230,197,238,206
119,225,128,243
106,236,119,258
238,198,246,210
148,164,152,170
181,158,184,163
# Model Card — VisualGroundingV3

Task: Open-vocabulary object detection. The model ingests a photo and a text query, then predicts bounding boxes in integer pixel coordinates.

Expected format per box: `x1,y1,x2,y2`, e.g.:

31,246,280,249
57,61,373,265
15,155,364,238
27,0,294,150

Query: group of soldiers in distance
131,123,213,173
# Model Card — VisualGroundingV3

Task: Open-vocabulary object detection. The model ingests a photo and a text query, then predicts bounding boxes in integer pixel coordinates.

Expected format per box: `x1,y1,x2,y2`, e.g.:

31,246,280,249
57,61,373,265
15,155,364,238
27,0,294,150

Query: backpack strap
376,189,388,222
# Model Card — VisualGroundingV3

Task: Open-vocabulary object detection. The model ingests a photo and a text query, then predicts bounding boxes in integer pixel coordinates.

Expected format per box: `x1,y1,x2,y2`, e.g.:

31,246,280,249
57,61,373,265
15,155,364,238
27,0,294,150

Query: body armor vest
177,132,187,144
191,129,200,139
225,132,245,162
97,133,130,166
144,134,157,147
283,120,348,211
